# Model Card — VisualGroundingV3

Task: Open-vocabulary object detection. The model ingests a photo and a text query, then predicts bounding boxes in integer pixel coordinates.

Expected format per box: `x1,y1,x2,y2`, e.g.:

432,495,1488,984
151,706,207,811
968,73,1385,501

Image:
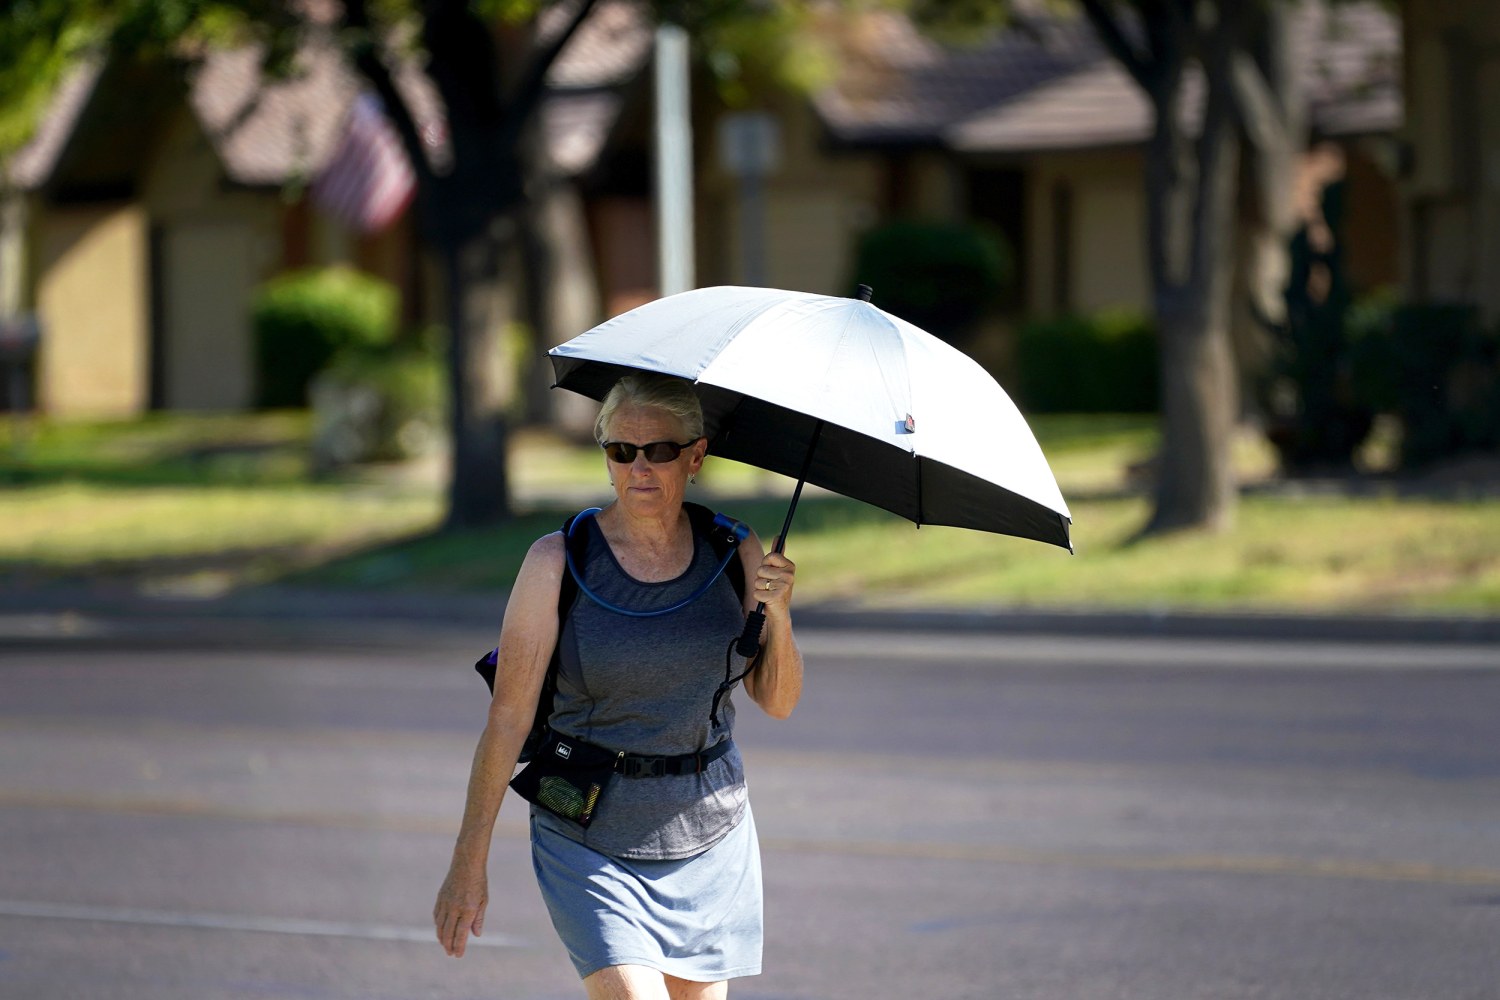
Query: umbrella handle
730,526,785,658
734,420,823,660
735,608,767,659
731,525,781,658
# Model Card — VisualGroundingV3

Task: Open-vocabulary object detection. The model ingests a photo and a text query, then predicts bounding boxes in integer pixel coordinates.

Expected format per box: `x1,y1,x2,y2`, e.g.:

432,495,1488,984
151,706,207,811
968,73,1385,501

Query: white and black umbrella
548,284,1072,654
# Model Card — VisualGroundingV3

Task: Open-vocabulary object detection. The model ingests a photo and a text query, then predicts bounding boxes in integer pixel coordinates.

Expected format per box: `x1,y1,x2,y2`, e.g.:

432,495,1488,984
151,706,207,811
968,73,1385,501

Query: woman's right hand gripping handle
432,532,563,957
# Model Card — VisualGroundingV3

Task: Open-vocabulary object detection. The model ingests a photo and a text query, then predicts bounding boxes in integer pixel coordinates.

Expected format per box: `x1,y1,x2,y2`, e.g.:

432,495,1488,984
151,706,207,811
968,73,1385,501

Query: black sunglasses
602,439,700,464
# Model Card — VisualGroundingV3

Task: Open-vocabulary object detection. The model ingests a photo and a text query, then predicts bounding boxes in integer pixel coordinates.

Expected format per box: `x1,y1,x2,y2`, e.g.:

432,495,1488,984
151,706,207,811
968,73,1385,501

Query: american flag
311,93,416,234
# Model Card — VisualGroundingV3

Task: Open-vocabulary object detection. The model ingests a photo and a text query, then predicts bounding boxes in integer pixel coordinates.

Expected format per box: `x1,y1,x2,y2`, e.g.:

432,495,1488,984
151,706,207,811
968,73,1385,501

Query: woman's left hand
753,545,795,618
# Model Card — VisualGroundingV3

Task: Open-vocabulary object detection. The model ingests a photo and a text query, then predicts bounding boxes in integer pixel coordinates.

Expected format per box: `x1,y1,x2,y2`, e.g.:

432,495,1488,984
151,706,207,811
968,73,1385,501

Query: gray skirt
531,805,763,982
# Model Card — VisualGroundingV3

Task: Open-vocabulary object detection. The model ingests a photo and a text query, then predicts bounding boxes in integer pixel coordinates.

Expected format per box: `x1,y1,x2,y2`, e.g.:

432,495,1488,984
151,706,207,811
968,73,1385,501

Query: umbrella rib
859,306,915,455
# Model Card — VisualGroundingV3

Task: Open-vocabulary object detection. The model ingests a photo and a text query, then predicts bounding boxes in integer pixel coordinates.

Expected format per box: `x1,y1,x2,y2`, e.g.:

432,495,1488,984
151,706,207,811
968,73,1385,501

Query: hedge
1015,310,1158,413
849,219,1012,345
252,267,399,408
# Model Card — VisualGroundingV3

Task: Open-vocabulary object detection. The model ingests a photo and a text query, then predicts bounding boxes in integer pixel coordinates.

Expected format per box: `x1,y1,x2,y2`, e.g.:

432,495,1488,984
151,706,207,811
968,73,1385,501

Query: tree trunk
1141,30,1243,536
441,234,511,528
340,0,604,527
1230,1,1306,416
1230,198,1277,414
1151,294,1239,533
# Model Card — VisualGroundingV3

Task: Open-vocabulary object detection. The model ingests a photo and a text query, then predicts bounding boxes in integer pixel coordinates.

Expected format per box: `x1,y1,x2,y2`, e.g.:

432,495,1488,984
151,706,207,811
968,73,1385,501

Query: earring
689,473,697,485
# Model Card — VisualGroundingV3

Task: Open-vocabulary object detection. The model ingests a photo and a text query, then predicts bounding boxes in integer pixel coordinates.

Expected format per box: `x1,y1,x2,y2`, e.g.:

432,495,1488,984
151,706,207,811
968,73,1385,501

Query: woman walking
434,372,803,999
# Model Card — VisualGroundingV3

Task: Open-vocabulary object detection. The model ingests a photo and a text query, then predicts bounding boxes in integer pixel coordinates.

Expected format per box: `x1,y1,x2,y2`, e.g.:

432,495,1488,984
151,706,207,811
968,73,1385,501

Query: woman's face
602,403,706,518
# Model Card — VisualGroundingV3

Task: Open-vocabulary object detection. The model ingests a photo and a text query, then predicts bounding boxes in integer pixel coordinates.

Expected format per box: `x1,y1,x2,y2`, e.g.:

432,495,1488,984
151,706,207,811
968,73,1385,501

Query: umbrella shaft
736,420,822,661
772,420,823,555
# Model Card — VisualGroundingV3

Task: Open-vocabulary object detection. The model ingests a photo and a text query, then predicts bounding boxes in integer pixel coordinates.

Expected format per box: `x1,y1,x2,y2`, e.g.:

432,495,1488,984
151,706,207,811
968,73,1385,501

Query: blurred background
2,5,1499,1000
0,0,1495,616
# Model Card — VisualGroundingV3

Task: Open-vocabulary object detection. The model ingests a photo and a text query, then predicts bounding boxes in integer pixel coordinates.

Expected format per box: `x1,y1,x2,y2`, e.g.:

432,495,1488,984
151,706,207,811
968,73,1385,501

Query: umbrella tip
855,284,874,303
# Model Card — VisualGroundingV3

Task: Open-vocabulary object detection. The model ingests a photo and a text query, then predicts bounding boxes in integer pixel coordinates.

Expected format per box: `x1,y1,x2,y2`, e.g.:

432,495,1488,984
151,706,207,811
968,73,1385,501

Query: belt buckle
624,756,666,778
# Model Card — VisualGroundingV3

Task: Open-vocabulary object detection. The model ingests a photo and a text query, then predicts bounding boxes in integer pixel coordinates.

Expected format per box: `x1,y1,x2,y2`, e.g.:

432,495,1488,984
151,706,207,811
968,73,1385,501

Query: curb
2,584,1497,646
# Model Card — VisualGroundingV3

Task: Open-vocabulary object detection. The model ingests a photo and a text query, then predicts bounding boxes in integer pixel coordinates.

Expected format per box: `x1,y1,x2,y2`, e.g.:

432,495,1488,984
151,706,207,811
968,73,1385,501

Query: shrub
310,342,446,470
252,267,399,408
1014,310,1158,413
1385,304,1500,467
849,219,1012,345
1336,297,1500,469
1344,287,1401,404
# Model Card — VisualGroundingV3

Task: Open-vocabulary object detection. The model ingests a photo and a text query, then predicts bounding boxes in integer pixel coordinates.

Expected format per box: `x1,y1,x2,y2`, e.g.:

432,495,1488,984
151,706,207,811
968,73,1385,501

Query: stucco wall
34,204,149,417
1071,176,1149,312
142,110,276,411
1026,150,1151,316
703,100,883,295
1401,0,1500,319
27,106,282,416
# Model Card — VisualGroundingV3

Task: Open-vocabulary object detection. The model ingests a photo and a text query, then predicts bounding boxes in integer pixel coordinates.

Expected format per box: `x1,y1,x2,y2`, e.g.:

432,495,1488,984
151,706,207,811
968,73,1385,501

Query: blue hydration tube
564,507,750,618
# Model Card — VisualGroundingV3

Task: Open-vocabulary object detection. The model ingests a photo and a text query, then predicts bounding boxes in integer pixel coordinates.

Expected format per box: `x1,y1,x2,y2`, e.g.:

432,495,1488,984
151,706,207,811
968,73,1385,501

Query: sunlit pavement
1,616,1498,999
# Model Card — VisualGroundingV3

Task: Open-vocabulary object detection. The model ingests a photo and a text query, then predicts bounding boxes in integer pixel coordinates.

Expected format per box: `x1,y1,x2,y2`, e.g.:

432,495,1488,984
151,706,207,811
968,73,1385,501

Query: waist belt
614,738,735,778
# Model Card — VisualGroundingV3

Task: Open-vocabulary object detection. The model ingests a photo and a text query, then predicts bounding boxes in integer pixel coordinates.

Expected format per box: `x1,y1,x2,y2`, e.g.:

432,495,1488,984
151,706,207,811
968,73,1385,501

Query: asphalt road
1,616,1498,1000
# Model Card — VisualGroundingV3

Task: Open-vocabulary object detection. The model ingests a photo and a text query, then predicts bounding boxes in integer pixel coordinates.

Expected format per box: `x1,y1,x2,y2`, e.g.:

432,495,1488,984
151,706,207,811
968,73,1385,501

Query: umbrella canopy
549,285,1072,551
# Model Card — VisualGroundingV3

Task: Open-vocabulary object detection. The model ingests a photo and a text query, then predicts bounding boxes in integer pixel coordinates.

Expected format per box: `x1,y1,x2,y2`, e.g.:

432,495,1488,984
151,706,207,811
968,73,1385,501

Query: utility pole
653,23,694,295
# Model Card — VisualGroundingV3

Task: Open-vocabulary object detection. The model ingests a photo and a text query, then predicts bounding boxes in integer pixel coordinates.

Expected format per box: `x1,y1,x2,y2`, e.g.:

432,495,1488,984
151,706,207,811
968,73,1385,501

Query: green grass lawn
1,412,1496,614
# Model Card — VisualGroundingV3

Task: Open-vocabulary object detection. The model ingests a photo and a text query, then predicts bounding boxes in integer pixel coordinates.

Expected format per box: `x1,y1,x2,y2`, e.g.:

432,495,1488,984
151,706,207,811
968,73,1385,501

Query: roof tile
14,0,650,191
819,2,1400,152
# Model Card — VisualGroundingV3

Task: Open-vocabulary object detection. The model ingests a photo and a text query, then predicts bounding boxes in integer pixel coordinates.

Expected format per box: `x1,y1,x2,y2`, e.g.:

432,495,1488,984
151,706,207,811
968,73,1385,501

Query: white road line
0,899,527,948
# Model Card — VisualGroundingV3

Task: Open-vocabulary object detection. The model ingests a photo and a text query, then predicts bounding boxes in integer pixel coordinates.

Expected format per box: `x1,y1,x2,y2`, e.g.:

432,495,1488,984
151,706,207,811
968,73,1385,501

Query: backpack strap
530,509,592,751
474,505,748,759
684,501,747,605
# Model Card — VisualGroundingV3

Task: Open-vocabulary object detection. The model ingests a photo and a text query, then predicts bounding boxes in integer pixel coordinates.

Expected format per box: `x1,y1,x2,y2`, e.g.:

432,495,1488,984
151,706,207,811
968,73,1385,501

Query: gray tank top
536,514,750,860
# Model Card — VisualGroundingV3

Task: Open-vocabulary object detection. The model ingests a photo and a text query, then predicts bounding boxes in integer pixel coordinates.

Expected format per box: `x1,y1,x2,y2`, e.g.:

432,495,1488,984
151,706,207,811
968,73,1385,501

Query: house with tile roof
0,3,649,418
1,1,1404,420
784,2,1402,317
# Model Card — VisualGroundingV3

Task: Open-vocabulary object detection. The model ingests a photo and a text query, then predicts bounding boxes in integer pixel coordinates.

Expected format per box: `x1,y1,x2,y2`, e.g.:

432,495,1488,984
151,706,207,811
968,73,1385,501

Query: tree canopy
2,0,1315,536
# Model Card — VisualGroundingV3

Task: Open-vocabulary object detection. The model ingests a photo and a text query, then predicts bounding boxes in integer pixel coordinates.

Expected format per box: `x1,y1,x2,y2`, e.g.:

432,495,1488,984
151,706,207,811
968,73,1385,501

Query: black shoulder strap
475,505,746,707
683,502,747,604
533,510,591,737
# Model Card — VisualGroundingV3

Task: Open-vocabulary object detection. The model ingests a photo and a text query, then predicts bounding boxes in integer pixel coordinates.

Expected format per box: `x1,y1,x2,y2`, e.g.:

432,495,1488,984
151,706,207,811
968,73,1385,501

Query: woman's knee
665,974,727,1000
583,964,671,1000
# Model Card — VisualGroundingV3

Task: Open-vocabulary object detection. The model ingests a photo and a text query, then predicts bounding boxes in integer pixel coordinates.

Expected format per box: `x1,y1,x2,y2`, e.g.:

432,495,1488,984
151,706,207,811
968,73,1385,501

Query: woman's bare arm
434,532,563,957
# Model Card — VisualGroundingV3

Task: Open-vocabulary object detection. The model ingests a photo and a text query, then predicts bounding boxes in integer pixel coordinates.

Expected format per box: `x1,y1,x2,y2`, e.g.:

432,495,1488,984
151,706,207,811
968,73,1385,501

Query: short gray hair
594,372,705,443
